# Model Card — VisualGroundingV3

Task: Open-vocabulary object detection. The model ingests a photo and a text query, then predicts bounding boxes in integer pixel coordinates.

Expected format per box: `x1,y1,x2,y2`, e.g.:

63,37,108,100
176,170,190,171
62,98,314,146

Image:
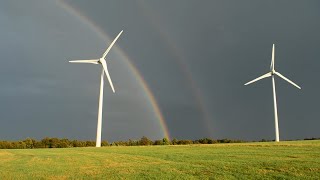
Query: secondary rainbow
137,2,215,137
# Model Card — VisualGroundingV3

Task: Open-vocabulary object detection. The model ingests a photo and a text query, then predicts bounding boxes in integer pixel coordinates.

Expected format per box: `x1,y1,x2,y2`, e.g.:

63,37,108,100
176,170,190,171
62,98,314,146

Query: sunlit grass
0,140,319,179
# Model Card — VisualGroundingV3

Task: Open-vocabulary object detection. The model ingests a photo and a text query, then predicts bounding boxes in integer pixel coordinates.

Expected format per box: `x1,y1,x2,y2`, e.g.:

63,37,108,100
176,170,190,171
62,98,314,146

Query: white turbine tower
69,30,123,147
244,44,301,142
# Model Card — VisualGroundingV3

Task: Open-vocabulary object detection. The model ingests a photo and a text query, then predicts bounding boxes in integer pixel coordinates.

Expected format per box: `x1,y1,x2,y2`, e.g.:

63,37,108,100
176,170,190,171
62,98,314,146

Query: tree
171,138,178,145
41,137,51,148
49,138,60,148
23,138,36,149
178,140,193,145
57,142,69,148
139,136,152,146
154,140,163,145
86,141,95,147
34,141,45,148
128,139,138,146
162,138,170,145
101,140,110,146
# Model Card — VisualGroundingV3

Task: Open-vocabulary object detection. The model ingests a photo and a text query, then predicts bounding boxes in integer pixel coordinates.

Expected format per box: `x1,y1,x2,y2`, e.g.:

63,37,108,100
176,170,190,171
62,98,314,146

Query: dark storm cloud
0,0,164,141
1,0,319,141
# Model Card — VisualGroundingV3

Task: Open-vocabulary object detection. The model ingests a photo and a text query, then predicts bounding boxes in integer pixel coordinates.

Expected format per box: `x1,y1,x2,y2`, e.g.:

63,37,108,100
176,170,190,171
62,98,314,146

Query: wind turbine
244,44,301,142
69,30,123,147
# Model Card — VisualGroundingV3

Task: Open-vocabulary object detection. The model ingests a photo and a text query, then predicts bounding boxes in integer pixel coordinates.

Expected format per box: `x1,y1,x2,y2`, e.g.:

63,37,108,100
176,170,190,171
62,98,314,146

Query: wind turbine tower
244,44,301,142
70,30,123,147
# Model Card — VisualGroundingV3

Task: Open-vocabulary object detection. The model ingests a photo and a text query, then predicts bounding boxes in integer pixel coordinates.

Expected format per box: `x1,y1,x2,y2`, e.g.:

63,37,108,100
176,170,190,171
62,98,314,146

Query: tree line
1,137,318,149
0,136,246,149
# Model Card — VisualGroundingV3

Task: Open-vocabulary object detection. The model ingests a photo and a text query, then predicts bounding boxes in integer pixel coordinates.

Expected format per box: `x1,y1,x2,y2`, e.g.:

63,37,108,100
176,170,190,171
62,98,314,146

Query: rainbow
136,2,215,137
57,0,171,140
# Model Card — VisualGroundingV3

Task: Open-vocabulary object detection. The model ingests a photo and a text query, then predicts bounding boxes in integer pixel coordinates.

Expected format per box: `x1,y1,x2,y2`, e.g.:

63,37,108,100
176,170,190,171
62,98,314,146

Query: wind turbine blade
274,71,301,89
102,30,123,59
69,59,99,64
244,72,272,86
100,60,115,93
270,44,275,71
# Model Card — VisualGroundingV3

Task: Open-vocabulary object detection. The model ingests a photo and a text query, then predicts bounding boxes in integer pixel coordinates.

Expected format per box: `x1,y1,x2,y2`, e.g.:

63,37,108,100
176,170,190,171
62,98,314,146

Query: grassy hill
0,140,319,179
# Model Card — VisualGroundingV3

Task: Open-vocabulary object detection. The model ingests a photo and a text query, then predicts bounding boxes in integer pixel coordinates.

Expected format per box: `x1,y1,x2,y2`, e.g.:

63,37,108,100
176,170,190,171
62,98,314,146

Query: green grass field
0,140,319,179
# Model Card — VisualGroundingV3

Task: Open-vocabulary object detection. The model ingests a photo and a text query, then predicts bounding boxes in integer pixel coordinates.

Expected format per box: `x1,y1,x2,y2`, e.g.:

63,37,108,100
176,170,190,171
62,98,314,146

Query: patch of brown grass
0,151,16,162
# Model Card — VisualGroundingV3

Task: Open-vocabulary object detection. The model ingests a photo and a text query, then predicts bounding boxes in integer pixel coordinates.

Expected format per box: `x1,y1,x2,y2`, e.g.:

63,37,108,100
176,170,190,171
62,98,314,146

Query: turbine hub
98,58,104,64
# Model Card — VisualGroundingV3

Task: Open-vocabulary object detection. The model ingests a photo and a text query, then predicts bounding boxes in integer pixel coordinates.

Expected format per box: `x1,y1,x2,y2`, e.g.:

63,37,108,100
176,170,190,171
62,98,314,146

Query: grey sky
0,0,319,141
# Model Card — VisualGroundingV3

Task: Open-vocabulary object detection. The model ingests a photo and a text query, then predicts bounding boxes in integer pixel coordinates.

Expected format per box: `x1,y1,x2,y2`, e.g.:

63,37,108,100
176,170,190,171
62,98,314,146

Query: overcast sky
0,0,319,141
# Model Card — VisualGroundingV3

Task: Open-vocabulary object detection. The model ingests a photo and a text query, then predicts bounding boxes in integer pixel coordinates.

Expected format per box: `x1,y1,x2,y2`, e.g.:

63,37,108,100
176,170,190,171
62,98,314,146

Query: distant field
0,140,319,179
